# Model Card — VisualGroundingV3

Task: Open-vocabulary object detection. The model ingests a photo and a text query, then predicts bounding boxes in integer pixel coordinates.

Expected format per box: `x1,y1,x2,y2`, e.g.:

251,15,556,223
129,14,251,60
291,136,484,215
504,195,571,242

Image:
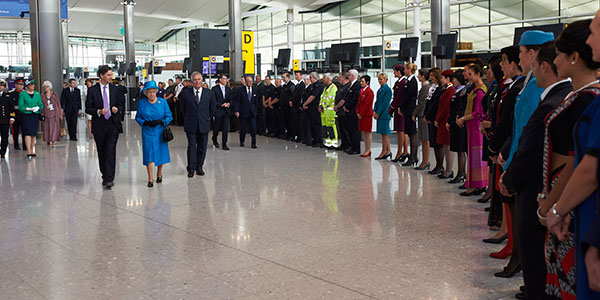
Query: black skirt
449,124,467,153
22,113,39,136
428,122,442,149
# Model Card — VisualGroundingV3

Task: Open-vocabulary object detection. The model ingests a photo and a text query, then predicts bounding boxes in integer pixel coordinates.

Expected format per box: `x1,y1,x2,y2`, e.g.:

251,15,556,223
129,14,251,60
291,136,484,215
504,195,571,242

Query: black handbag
38,113,46,121
162,126,174,142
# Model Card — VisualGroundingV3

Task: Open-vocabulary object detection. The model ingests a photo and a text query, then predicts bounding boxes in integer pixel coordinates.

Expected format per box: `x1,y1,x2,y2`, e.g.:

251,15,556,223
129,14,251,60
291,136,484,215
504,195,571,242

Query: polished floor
0,118,522,300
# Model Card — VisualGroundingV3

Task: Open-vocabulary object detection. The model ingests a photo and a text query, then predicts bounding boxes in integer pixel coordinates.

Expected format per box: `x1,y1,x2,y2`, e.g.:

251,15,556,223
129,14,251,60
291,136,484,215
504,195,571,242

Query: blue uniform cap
141,81,159,94
519,30,554,46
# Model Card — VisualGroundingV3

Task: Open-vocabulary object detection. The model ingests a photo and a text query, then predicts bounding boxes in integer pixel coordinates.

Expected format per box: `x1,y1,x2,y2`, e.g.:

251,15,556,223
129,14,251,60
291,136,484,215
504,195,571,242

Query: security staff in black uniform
254,75,266,135
262,76,276,137
280,73,295,140
0,85,14,158
302,72,324,147
9,79,26,151
270,78,284,138
291,71,306,143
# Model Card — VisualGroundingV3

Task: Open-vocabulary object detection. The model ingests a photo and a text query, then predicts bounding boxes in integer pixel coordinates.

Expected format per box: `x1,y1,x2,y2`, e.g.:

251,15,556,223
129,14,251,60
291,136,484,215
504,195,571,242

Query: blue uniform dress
505,72,545,169
136,97,173,166
573,94,600,299
374,83,392,135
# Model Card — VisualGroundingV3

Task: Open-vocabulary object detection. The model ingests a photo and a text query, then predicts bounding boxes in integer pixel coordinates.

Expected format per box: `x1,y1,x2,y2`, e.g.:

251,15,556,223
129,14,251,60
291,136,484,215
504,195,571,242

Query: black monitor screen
513,24,565,45
399,37,419,61
432,34,457,59
276,49,291,67
330,42,360,65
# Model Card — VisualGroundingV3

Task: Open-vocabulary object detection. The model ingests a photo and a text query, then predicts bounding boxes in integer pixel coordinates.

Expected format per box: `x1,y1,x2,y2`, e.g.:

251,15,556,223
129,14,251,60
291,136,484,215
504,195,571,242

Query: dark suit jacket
0,91,14,125
280,81,295,111
235,86,259,119
180,87,216,133
85,83,125,134
489,76,525,157
401,76,418,114
335,82,351,116
291,81,306,110
61,87,82,114
502,81,572,221
344,80,361,117
212,84,232,118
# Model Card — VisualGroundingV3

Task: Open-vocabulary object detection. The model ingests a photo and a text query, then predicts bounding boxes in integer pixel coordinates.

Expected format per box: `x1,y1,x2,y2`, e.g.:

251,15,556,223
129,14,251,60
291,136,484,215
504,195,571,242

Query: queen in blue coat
136,81,173,187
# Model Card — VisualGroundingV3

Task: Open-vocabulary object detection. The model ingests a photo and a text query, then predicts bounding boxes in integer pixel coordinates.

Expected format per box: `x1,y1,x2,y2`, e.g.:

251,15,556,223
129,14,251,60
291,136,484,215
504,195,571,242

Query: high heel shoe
360,151,371,158
438,171,454,179
494,265,522,278
391,154,402,162
460,188,485,196
402,158,418,167
375,153,392,160
156,177,163,183
483,233,508,244
398,154,409,163
428,167,444,175
414,163,431,170
477,194,491,203
448,175,466,184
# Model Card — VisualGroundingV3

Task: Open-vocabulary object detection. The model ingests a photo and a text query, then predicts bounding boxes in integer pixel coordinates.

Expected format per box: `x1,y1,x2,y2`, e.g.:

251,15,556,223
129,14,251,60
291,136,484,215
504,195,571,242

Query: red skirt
359,116,372,132
436,125,450,145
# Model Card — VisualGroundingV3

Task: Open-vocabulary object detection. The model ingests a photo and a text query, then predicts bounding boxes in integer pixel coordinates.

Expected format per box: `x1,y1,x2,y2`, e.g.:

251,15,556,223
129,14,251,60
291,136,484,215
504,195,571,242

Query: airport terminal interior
1,0,600,299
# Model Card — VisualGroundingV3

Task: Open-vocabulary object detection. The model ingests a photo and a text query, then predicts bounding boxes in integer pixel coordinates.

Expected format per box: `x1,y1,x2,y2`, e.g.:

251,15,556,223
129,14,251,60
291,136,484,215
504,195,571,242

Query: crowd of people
1,13,600,300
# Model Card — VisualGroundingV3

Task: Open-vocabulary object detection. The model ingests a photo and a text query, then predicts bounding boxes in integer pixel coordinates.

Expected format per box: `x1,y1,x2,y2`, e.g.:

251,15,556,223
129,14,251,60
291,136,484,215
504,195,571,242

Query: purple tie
102,86,110,120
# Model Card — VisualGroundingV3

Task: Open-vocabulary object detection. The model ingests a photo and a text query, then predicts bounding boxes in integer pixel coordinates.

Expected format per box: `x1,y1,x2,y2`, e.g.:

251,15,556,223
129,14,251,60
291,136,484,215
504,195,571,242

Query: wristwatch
551,203,564,218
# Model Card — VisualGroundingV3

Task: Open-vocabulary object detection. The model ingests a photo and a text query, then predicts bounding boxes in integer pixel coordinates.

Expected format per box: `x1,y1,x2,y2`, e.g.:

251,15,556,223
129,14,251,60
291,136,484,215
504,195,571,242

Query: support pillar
412,1,422,67
122,0,136,111
430,0,450,69
61,19,70,81
16,31,24,65
228,0,243,83
286,9,294,70
29,0,63,95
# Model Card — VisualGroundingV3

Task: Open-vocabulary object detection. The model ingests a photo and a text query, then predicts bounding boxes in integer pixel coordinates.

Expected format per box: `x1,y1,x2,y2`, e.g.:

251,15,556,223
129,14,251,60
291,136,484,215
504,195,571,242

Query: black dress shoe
460,188,485,196
70,138,78,141
458,183,468,189
102,180,107,186
398,154,409,163
156,177,162,183
222,145,230,151
438,171,454,179
251,145,257,149
213,141,220,148
477,195,491,203
515,292,527,300
347,150,359,155
520,286,526,292
494,265,522,278
429,167,444,175
482,233,507,244
148,181,154,188
197,169,205,176
375,153,392,160
402,159,418,167
448,175,466,184
415,163,431,170
14,146,21,150
187,170,195,178
240,143,244,147
105,181,114,188
484,206,491,212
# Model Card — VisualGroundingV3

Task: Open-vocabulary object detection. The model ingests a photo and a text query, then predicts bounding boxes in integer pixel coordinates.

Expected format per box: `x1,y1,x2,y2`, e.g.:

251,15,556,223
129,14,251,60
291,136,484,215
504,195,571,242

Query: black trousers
12,120,25,150
283,106,293,138
65,112,78,140
346,114,360,152
301,110,311,144
516,190,548,300
257,105,266,134
212,115,229,146
306,106,322,145
239,117,257,146
186,130,208,172
167,100,176,125
229,114,238,132
292,109,303,141
175,101,184,126
0,123,9,156
94,126,119,182
276,108,286,137
337,115,350,150
266,107,275,135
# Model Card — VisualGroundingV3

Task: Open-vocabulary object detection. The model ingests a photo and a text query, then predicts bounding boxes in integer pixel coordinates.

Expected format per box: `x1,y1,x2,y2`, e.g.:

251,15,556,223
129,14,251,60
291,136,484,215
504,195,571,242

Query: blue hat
519,30,554,46
141,81,159,94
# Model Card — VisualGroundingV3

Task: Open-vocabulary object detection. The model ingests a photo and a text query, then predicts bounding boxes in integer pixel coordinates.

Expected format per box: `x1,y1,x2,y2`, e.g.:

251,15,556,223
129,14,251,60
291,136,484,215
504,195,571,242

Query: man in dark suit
61,78,82,141
334,72,351,151
303,72,324,147
0,83,14,158
342,69,361,155
291,71,306,143
234,75,259,149
180,72,216,177
280,73,295,140
255,75,266,135
212,74,232,150
9,79,25,150
85,66,125,188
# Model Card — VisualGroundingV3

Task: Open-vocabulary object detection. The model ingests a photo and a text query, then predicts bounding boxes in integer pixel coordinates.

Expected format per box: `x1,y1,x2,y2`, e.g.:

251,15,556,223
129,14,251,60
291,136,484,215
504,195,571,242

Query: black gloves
143,120,163,127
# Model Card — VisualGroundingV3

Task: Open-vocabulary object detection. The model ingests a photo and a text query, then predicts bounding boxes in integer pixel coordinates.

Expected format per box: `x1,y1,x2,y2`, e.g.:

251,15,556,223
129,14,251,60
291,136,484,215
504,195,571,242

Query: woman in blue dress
135,81,173,187
373,72,392,160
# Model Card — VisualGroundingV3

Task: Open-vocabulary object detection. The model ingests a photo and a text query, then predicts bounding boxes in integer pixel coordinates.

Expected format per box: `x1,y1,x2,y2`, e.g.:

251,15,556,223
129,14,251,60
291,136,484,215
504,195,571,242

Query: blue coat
135,97,173,166
179,87,216,133
234,86,259,119
374,84,392,120
504,73,544,169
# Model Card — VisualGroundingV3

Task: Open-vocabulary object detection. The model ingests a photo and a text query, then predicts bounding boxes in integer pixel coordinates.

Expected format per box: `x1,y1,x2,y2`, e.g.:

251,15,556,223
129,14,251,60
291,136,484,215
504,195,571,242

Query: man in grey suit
180,72,216,177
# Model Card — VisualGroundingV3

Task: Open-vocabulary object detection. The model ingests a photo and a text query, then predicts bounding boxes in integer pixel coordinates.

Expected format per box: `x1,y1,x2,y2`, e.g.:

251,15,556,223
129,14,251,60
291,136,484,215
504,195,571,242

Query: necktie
247,88,251,101
195,90,200,104
102,86,110,120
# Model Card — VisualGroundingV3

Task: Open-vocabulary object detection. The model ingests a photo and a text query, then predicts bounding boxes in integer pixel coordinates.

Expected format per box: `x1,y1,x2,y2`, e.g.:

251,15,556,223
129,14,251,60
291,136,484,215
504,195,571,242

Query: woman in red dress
357,75,374,157
435,70,455,179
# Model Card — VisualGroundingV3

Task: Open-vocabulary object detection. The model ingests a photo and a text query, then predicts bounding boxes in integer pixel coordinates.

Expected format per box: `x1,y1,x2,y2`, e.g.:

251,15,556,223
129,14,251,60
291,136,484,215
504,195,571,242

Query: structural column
412,1,422,67
430,0,450,69
61,19,70,81
16,31,24,65
122,0,136,111
29,0,63,94
286,9,294,70
228,0,243,82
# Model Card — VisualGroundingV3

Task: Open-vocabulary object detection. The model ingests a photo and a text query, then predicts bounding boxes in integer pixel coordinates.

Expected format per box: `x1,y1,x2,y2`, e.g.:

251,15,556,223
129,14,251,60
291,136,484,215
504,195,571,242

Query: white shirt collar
541,78,571,102
407,74,416,81
100,82,109,89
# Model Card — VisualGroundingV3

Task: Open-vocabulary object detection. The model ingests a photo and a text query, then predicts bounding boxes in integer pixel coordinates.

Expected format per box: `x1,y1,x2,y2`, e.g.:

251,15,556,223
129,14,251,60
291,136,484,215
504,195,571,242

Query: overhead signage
0,0,68,19
242,31,255,74
210,56,224,63
292,59,300,71
385,40,400,51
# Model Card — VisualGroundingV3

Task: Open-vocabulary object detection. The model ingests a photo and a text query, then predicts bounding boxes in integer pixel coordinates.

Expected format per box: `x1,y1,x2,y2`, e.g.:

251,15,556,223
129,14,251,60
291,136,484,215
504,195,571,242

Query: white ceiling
1,0,341,42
